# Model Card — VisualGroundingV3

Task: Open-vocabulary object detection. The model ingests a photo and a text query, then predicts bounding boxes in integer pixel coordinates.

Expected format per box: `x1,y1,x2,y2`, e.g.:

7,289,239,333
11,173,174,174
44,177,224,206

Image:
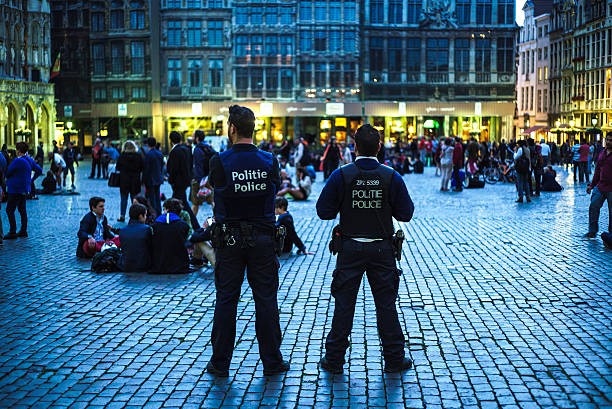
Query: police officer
316,124,415,374
206,105,289,377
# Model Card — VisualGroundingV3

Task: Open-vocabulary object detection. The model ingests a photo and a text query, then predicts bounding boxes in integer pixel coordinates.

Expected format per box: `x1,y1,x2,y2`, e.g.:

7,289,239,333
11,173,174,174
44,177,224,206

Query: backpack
91,248,121,273
515,148,530,174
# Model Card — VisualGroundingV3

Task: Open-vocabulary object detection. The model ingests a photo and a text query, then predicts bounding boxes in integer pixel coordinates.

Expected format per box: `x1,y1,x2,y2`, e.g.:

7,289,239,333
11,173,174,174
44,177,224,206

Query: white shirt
53,152,66,168
540,143,551,157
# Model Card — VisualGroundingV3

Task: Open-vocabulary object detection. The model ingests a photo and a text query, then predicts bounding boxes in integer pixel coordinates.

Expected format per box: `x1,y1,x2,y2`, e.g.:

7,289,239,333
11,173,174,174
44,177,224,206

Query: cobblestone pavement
0,161,610,409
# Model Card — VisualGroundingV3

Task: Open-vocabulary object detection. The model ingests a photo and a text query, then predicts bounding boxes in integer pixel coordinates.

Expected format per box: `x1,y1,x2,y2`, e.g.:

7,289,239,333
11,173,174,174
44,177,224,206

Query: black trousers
211,233,283,371
146,185,162,217
325,239,405,366
6,193,27,233
452,165,462,191
90,158,101,178
171,185,200,229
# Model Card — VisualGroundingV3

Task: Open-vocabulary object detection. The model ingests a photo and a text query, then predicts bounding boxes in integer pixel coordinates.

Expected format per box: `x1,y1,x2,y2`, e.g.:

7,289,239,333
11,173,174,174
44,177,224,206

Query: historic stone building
0,0,55,151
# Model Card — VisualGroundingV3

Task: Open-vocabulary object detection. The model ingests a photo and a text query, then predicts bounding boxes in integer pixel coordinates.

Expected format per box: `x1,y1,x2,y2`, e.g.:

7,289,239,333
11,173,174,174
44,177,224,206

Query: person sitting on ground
133,194,157,225
541,166,564,192
151,198,190,273
118,203,153,272
188,216,217,268
276,168,312,201
275,197,310,255
48,151,66,190
163,197,193,237
77,196,120,258
41,170,57,194
413,158,424,174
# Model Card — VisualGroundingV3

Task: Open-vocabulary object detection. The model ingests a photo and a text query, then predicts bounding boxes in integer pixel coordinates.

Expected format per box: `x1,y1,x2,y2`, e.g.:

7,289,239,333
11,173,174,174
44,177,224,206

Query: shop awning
521,125,546,135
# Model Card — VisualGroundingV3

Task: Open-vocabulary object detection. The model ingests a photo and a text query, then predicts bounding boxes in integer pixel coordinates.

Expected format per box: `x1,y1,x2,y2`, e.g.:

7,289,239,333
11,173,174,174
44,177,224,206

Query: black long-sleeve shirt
276,212,305,253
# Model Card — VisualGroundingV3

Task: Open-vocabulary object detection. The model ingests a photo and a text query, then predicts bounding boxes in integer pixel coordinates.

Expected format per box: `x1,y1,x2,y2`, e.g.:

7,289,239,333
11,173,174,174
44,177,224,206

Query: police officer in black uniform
206,105,289,377
316,124,415,374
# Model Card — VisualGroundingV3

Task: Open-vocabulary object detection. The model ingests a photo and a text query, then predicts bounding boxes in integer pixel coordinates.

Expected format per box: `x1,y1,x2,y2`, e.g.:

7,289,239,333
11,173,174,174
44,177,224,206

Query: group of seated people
277,167,312,201
77,193,309,273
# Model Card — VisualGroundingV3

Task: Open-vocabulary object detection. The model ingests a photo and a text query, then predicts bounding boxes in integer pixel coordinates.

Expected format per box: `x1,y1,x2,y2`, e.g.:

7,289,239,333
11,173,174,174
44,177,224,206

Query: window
110,10,124,29
68,10,78,27
407,1,420,24
475,38,490,72
131,41,144,74
329,31,341,52
371,0,383,23
111,86,124,99
187,21,201,47
329,62,341,85
52,11,63,28
300,1,312,21
344,1,356,21
251,35,263,55
208,20,222,47
476,0,491,24
93,43,105,75
250,7,262,24
265,35,277,56
209,58,223,87
314,31,326,51
426,38,448,72
538,67,542,81
111,42,124,74
456,0,470,24
186,0,199,7
167,0,181,7
497,37,513,72
92,12,104,31
280,69,293,95
280,35,293,55
236,8,248,25
168,21,181,46
168,59,181,87
300,62,312,87
300,31,312,52
329,1,341,21
236,68,248,97
265,7,278,24
389,0,402,24
343,62,355,86
388,38,402,81
455,39,470,72
344,31,355,53
370,37,384,80
537,48,542,60
280,8,292,25
266,68,278,94
130,10,145,29
94,87,106,100
251,68,263,97
236,35,248,56
498,0,513,24
207,0,223,7
406,38,420,72
315,63,326,86
188,59,201,87
132,86,146,99
315,1,326,20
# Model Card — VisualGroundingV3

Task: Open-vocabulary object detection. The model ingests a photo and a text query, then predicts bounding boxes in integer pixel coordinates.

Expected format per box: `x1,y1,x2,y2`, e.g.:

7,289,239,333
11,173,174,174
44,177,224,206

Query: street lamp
591,117,597,127
66,121,73,130
555,120,561,128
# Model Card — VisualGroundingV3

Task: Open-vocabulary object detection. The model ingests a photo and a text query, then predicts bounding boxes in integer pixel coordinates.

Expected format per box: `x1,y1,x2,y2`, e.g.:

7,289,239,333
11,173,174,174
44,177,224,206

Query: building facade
549,0,612,143
515,0,551,141
0,0,55,151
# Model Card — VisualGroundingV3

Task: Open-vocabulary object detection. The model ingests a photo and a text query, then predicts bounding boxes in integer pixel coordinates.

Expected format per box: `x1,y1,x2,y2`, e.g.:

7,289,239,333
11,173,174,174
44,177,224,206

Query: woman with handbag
116,141,144,222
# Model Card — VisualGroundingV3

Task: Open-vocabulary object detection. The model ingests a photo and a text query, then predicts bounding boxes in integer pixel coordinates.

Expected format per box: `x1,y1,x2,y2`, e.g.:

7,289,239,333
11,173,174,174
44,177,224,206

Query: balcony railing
426,73,448,83
209,86,226,96
476,72,491,83
189,86,203,95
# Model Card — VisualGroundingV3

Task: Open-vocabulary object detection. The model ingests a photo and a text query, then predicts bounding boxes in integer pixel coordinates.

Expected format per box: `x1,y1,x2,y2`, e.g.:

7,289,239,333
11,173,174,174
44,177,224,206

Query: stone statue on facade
419,0,458,29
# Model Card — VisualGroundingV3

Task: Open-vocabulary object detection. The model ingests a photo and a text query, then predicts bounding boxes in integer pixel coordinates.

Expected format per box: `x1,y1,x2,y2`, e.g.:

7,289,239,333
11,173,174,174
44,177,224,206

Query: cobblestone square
0,163,610,409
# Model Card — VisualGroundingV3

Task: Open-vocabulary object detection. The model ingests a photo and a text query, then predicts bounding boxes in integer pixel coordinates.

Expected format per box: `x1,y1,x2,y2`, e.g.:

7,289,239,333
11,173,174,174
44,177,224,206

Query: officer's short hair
275,197,288,211
354,124,380,157
228,105,256,138
194,130,205,142
147,137,157,147
169,131,183,144
129,203,147,221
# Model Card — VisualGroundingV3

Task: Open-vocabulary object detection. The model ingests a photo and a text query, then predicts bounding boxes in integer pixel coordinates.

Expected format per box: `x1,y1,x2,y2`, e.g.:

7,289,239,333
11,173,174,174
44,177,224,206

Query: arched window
130,0,144,7
31,23,40,46
111,0,123,7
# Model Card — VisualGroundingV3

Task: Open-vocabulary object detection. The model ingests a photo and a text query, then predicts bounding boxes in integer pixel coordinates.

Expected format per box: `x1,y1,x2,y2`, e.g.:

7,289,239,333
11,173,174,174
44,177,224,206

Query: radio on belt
232,169,268,192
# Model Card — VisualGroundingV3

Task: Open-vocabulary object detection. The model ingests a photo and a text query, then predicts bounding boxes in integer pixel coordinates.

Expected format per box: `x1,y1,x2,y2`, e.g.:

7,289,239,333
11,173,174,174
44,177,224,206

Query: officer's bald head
228,105,256,139
354,124,381,157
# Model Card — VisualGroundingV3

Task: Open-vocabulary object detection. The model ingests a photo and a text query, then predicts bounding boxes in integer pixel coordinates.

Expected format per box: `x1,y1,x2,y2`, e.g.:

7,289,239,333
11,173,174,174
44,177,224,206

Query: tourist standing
452,137,464,192
116,141,144,222
167,131,199,229
514,140,531,203
585,132,612,238
440,138,454,191
143,137,164,216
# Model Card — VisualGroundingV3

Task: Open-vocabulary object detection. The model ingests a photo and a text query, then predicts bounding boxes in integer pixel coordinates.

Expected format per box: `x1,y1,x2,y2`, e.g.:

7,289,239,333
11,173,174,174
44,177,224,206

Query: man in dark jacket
62,141,78,190
275,197,307,254
143,137,164,216
166,131,200,229
0,150,6,241
35,142,44,168
118,203,152,272
452,137,464,192
191,130,215,216
151,198,190,273
322,138,342,179
77,196,119,258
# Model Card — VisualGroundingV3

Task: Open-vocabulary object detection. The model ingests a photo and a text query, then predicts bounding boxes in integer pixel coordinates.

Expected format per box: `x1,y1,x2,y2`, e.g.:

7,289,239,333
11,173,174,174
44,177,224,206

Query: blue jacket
6,156,39,194
118,220,153,272
143,148,164,186
0,151,7,183
192,142,213,181
316,158,415,222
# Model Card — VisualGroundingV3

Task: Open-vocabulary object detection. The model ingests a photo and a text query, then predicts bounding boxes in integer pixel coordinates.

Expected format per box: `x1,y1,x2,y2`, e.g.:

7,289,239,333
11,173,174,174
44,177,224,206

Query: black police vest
339,163,394,239
214,147,276,224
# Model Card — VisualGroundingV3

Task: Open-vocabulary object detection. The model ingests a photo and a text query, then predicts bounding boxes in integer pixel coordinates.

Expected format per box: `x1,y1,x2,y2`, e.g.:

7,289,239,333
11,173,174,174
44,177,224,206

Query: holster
210,223,235,249
274,225,286,256
328,225,343,255
392,229,404,262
